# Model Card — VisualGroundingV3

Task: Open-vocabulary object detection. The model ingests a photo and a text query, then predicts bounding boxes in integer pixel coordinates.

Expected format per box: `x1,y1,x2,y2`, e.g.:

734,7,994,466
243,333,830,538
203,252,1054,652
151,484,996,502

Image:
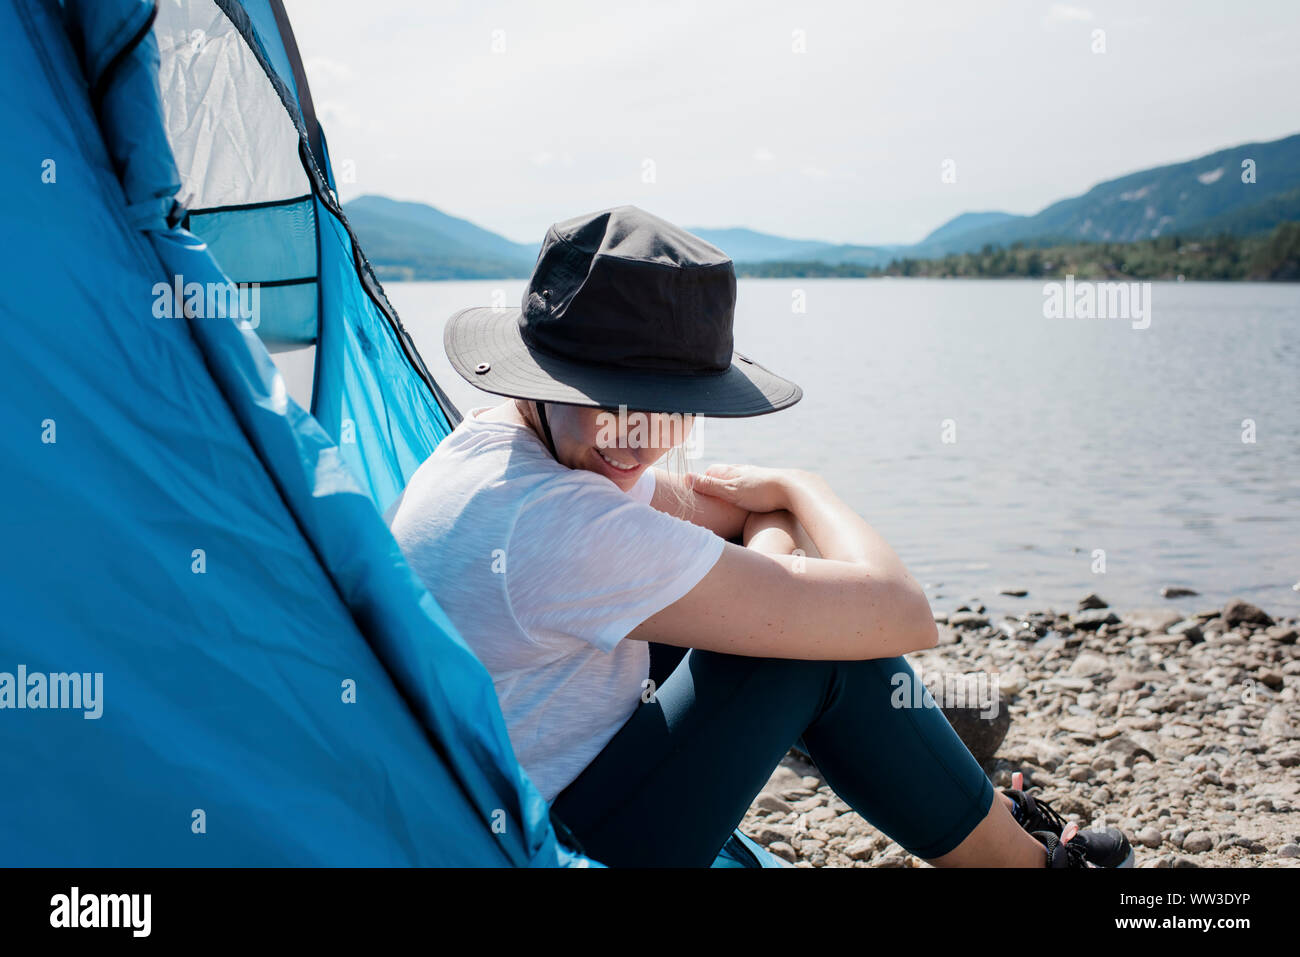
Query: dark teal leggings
551,643,996,867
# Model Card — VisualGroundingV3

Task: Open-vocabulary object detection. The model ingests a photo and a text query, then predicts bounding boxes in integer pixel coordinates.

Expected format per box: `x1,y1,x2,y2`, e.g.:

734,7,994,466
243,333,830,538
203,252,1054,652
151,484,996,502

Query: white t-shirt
385,406,725,802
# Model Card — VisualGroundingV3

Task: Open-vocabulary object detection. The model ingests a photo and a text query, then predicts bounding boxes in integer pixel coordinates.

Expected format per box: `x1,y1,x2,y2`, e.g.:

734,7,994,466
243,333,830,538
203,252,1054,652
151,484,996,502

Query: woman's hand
686,464,806,514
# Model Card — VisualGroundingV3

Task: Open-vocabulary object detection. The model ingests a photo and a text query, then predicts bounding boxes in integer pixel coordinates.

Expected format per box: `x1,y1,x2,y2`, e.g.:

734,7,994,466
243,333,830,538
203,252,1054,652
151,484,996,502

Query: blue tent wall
0,0,583,866
171,0,459,515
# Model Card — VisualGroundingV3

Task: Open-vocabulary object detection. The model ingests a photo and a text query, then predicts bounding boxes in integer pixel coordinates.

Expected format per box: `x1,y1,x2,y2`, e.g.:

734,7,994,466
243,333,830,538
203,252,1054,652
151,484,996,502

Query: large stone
1072,608,1121,630
754,793,792,815
939,689,1012,765
1078,593,1109,610
948,611,989,629
1222,599,1274,628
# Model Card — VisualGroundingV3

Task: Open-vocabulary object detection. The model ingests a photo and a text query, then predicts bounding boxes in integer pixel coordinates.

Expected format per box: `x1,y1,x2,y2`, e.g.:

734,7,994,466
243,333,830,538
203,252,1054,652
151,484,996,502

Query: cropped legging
550,642,996,867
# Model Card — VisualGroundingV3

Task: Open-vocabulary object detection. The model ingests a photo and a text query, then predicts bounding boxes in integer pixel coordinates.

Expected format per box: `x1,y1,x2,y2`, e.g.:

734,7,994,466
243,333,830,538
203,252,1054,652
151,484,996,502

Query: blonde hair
657,422,698,518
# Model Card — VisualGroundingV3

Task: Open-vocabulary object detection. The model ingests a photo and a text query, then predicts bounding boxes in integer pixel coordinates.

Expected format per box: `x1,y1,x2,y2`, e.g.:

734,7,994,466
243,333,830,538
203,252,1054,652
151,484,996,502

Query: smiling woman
385,205,1134,868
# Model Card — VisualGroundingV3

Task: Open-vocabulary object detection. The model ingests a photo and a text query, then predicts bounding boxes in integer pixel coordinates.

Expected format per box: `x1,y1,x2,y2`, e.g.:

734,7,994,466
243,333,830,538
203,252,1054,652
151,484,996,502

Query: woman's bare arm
647,467,750,540
626,466,937,660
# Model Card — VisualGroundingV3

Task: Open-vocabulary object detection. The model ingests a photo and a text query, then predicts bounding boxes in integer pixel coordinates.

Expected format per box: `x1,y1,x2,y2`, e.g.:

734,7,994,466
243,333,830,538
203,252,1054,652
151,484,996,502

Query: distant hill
683,227,831,263
347,132,1300,279
908,133,1300,258
919,211,1021,246
343,195,536,280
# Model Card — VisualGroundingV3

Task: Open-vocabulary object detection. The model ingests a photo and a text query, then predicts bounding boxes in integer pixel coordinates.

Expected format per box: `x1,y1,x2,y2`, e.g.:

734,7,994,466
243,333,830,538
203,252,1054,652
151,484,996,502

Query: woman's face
545,403,694,491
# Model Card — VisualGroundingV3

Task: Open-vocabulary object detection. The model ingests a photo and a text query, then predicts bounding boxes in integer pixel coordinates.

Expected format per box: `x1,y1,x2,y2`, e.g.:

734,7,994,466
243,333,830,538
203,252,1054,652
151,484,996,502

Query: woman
387,205,1133,868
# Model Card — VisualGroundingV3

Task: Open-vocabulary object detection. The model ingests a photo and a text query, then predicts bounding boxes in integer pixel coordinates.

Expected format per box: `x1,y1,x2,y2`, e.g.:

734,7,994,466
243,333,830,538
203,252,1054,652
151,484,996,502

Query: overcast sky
283,0,1300,246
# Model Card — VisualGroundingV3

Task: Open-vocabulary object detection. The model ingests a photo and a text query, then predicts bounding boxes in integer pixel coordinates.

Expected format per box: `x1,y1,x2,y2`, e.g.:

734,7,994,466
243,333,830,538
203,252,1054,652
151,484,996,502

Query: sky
283,0,1300,247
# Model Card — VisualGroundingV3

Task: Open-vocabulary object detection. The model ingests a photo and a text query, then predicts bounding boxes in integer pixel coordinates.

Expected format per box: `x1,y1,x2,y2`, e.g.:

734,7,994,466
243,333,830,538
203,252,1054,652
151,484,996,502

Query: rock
1136,827,1164,849
791,796,825,813
1265,624,1297,644
933,612,949,624
754,793,792,815
949,611,989,629
1102,735,1156,767
999,588,1029,597
1181,831,1214,853
1278,844,1300,859
1078,593,1109,610
939,691,1012,765
767,841,797,863
1069,652,1110,677
823,815,855,837
844,838,875,861
1072,609,1120,630
1259,705,1299,749
1129,608,1183,634
1161,586,1199,598
763,765,805,792
1225,837,1267,854
1259,670,1285,691
806,806,837,824
1166,619,1203,641
755,823,795,845
1222,599,1274,628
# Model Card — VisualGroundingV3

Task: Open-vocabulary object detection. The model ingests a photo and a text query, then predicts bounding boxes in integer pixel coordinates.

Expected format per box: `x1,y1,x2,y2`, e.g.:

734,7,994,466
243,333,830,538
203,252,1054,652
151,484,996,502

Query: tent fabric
0,0,785,868
153,0,460,511
0,0,582,867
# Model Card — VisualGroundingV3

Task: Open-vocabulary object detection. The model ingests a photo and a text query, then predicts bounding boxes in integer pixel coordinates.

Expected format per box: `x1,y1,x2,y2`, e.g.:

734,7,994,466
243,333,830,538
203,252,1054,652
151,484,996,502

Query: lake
385,278,1300,621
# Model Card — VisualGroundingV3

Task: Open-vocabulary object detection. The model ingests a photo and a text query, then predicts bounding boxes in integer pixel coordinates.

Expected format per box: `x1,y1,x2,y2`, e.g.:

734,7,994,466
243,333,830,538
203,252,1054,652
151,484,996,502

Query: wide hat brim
444,307,802,417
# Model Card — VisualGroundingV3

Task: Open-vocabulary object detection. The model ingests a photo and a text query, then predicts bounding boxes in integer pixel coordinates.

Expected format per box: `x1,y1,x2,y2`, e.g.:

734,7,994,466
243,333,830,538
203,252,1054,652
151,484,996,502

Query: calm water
386,279,1300,620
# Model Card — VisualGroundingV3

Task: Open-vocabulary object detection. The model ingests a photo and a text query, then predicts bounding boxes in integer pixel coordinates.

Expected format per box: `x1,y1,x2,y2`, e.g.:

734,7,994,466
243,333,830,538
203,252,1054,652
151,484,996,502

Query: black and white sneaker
1036,823,1092,868
1003,770,1135,868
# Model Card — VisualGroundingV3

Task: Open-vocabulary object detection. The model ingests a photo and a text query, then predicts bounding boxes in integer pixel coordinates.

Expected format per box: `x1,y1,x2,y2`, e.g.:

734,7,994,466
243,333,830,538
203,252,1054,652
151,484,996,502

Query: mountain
343,195,535,280
919,211,1022,246
346,132,1300,279
908,133,1300,258
683,227,832,263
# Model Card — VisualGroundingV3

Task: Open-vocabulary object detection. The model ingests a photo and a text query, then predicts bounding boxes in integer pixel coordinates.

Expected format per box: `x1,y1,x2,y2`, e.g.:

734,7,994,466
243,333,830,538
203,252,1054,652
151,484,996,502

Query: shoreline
740,595,1300,867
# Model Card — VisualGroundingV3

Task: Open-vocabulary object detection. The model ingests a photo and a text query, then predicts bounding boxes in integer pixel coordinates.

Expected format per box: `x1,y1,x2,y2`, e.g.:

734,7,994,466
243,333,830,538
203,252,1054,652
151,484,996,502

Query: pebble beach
741,594,1300,867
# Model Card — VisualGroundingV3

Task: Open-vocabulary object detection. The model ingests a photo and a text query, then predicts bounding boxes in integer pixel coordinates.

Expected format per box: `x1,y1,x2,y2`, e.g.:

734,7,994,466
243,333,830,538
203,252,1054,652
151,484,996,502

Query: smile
596,448,639,471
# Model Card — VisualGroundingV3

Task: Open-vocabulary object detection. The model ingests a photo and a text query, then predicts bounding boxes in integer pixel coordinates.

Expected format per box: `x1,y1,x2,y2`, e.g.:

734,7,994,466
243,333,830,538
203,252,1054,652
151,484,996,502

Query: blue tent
0,0,780,868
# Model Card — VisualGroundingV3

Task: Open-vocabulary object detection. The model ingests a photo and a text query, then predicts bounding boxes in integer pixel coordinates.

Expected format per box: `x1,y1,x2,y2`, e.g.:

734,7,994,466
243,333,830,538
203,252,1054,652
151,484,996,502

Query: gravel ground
740,595,1300,867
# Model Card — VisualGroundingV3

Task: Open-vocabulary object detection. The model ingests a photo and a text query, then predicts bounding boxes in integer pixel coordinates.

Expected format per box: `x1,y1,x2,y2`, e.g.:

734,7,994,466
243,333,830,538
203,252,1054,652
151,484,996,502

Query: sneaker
1036,822,1091,868
1003,771,1135,868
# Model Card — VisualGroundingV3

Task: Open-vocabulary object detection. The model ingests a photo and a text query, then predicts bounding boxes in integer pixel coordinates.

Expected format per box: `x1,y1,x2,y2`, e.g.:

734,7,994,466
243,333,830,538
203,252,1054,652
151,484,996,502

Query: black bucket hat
443,205,802,417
